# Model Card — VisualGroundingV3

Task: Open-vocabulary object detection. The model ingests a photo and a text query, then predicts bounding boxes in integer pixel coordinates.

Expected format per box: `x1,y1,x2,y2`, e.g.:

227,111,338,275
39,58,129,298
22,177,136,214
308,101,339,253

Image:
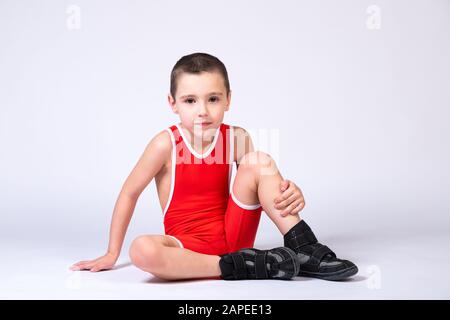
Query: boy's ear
168,94,179,114
225,90,232,111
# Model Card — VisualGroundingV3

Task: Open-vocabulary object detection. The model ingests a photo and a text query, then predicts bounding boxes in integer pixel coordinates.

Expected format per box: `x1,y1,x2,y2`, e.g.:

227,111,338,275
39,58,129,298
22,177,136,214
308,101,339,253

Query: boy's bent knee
239,151,278,176
129,236,164,270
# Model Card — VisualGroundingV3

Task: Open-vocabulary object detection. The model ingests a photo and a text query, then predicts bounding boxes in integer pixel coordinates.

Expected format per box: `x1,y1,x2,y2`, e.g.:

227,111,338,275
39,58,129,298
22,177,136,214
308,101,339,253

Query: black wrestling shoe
284,220,358,281
219,247,300,280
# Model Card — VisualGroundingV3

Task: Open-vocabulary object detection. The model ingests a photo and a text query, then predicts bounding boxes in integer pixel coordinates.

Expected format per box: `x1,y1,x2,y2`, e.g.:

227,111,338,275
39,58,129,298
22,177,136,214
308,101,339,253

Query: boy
70,53,358,281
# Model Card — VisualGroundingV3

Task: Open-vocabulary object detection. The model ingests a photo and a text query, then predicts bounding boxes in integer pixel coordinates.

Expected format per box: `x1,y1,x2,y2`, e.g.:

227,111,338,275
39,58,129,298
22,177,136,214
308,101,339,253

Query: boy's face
168,71,231,140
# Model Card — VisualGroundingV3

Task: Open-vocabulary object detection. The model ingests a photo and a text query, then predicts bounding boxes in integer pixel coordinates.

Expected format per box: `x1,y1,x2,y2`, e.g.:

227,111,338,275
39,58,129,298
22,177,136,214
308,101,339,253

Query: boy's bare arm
107,130,172,256
234,126,255,168
70,130,172,271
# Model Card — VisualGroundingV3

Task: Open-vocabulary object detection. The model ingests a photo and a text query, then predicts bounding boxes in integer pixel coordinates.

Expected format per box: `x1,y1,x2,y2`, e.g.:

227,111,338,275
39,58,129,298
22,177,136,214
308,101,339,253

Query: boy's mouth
194,122,212,127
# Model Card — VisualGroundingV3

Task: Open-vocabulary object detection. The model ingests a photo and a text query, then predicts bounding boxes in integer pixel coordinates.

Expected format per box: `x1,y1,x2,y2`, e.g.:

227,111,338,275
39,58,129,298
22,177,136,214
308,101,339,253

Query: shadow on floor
112,262,133,270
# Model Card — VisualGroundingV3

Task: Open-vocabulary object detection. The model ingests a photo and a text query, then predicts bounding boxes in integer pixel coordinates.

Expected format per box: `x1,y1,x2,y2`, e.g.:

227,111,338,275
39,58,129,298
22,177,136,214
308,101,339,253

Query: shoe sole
298,265,358,281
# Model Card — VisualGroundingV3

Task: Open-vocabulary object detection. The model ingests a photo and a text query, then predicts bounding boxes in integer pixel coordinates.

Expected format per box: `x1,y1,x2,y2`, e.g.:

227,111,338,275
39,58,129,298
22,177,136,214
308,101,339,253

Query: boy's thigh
135,234,182,248
232,162,259,206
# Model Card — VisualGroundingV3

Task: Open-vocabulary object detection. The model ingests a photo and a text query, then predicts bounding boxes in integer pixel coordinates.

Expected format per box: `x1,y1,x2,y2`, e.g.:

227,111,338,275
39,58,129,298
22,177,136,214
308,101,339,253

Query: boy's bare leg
129,233,299,281
233,151,359,281
233,151,301,235
129,152,303,281
129,235,221,281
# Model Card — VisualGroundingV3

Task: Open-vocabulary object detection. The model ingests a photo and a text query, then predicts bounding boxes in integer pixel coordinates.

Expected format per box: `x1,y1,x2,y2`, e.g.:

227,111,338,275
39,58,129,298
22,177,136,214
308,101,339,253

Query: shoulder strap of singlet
168,125,182,144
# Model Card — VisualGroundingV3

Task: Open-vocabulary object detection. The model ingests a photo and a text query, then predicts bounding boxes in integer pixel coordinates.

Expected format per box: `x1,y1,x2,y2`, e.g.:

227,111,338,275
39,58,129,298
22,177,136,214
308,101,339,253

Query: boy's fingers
72,262,90,270
77,262,96,270
74,264,87,270
70,264,84,270
280,199,302,216
290,201,305,215
91,264,107,272
71,257,106,270
275,192,298,209
74,259,99,267
280,179,290,191
274,190,286,203
91,263,103,271
274,189,294,204
282,189,295,200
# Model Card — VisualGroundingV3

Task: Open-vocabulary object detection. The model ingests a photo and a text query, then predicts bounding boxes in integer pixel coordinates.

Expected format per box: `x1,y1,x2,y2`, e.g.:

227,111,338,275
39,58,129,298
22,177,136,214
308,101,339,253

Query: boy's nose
197,103,208,116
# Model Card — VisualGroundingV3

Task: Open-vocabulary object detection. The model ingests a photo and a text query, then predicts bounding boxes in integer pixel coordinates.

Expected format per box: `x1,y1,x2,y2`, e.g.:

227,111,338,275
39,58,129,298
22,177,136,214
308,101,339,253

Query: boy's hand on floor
70,252,118,272
274,179,305,217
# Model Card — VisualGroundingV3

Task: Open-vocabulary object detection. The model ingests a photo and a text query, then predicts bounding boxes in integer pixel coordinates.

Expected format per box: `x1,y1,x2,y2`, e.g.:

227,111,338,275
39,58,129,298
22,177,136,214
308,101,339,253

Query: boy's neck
178,123,218,152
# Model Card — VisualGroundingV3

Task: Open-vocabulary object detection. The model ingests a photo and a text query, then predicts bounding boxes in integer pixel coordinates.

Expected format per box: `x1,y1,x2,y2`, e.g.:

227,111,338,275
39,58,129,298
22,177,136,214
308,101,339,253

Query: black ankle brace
283,220,318,251
218,247,299,280
282,220,359,281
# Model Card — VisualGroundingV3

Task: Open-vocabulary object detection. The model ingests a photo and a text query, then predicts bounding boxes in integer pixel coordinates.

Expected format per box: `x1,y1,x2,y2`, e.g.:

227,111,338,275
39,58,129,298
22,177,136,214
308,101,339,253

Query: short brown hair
170,52,230,100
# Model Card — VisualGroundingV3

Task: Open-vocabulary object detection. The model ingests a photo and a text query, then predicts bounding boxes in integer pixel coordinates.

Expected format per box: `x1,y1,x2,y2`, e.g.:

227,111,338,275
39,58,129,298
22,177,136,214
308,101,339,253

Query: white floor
1,230,449,300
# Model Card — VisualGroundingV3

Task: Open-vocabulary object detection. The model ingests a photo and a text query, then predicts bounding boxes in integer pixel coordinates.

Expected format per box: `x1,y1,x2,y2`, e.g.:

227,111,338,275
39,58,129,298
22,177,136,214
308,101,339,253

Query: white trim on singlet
228,125,234,188
167,235,184,248
174,123,221,159
162,128,176,217
228,125,262,211
231,188,262,210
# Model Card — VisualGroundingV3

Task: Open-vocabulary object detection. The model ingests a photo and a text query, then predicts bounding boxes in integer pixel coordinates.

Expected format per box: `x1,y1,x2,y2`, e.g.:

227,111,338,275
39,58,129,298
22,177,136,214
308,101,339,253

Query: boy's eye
184,97,219,104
